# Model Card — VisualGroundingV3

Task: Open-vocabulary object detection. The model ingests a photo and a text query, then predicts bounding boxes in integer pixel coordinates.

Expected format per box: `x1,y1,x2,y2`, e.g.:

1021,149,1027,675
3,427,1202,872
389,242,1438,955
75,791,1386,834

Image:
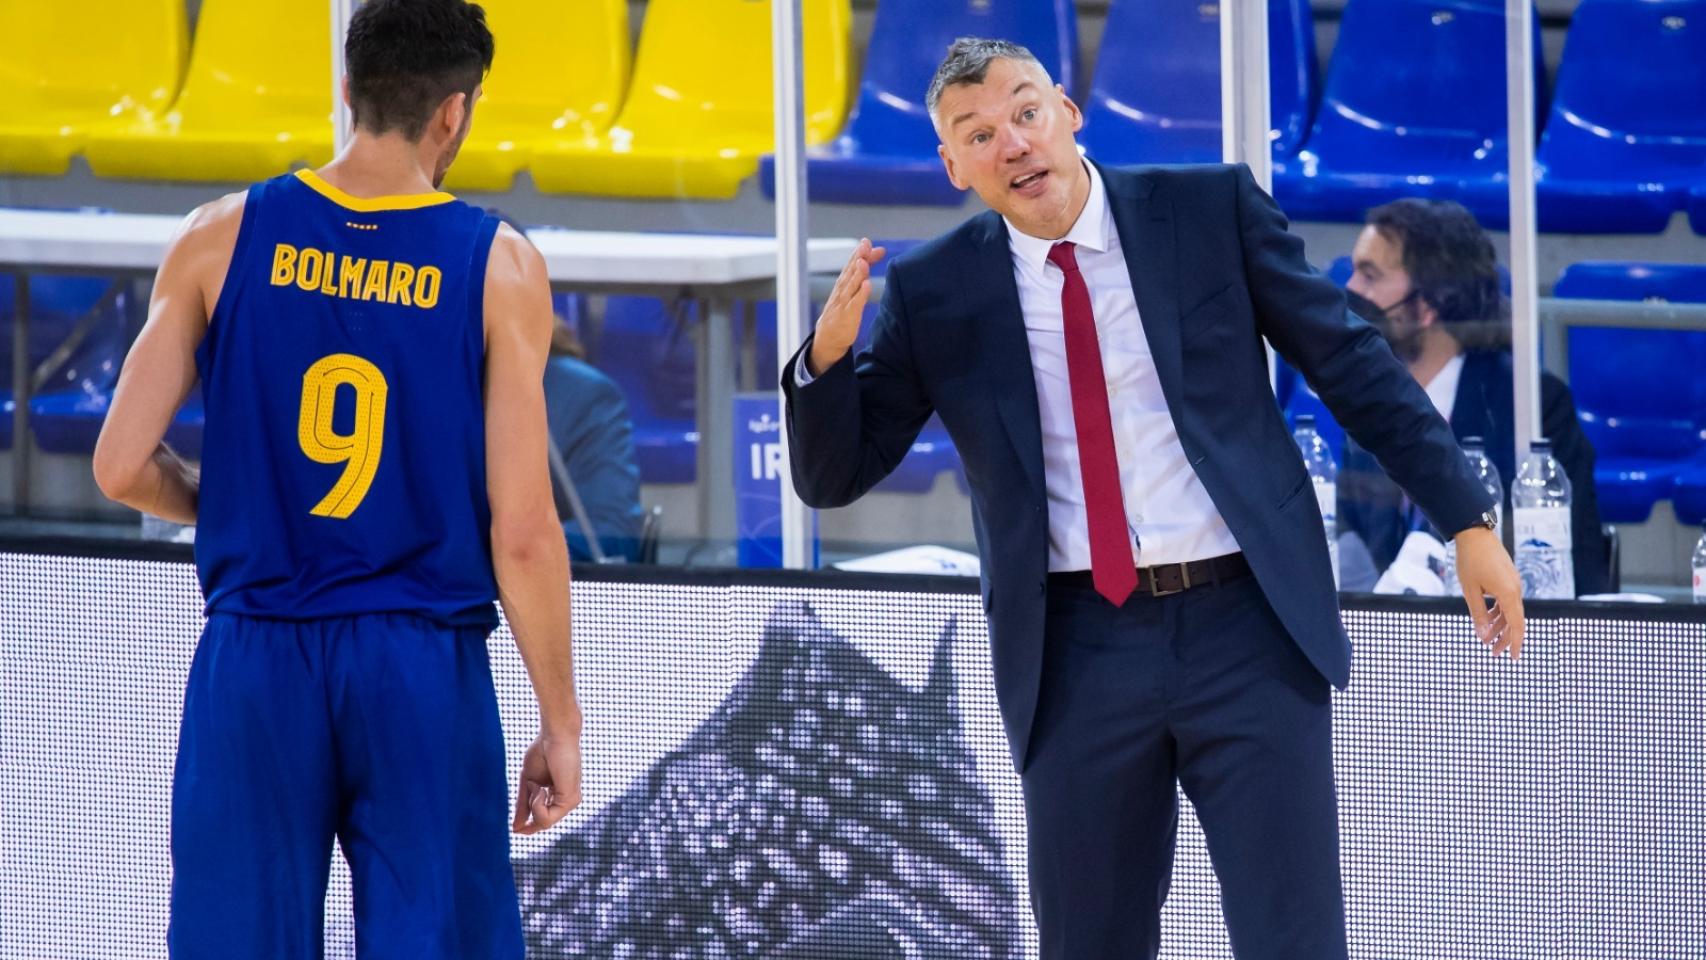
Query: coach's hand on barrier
1454,526,1526,659
513,725,583,835
805,238,886,377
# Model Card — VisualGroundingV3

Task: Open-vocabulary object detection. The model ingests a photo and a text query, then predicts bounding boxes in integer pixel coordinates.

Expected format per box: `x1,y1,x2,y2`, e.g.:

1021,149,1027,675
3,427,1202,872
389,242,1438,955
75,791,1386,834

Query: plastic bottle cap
1296,414,1316,427
1530,438,1552,452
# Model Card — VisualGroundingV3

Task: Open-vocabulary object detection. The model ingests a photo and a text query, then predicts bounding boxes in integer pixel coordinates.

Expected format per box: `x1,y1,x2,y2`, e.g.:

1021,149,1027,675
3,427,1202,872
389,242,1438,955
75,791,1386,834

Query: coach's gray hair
925,37,1046,123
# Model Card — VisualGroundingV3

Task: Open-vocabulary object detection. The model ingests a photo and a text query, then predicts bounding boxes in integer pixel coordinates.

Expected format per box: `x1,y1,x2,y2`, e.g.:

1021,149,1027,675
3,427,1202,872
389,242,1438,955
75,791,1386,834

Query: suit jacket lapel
967,211,1047,503
1099,162,1186,417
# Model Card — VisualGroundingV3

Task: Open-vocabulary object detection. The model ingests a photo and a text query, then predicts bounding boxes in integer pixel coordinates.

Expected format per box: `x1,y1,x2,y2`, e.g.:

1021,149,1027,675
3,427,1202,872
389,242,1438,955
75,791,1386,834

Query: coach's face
935,57,1088,240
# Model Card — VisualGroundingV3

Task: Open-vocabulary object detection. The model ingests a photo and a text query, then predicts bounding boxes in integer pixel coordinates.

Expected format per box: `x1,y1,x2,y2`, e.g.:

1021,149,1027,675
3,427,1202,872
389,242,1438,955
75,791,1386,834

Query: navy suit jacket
782,162,1494,771
1339,349,1610,595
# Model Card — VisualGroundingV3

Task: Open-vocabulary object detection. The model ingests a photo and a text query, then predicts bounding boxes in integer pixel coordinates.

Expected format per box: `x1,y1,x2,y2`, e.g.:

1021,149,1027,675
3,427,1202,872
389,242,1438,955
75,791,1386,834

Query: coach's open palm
807,239,886,377
513,730,583,835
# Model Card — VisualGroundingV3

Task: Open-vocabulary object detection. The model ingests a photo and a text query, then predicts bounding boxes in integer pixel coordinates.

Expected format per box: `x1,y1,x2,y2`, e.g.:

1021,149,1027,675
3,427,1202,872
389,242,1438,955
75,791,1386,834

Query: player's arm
92,193,244,523
482,224,583,833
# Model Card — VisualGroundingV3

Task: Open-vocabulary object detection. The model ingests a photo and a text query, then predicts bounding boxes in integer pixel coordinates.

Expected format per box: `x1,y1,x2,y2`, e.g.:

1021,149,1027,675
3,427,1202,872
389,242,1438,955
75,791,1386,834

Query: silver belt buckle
1148,562,1191,597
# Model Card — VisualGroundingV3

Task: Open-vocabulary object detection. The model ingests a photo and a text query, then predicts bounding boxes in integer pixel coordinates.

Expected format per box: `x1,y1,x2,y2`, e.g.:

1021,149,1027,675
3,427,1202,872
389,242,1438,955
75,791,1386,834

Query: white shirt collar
1004,159,1115,274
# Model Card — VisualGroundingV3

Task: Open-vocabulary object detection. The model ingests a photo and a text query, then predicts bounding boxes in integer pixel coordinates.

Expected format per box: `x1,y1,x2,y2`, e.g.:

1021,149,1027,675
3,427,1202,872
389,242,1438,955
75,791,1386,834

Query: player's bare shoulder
165,190,249,318
482,221,552,345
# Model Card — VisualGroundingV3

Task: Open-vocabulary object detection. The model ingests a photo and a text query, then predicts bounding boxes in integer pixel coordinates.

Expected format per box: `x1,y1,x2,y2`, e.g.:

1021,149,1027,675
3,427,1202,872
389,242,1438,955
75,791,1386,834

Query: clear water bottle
1692,526,1705,604
1443,437,1505,595
1294,415,1339,588
1512,438,1574,599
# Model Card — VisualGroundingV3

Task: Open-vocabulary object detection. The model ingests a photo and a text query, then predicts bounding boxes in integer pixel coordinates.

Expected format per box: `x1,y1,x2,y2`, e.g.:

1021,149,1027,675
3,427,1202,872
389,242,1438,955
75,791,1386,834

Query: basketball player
91,2,576,955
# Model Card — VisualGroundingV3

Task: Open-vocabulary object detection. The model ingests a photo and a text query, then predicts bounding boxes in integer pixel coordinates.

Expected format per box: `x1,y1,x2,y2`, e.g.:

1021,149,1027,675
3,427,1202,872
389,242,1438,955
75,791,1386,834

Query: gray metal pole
331,0,354,153
1221,0,1273,189
10,275,28,515
772,0,813,570
1507,0,1541,458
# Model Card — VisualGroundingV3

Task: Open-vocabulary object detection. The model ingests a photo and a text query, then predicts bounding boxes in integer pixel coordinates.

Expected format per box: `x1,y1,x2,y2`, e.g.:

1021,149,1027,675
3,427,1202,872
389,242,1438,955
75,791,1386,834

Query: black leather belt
1048,552,1252,598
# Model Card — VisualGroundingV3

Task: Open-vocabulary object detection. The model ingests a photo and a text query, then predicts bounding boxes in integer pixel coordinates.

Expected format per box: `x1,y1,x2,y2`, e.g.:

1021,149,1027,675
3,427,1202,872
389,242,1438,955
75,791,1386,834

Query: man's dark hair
346,0,495,140
926,37,1045,121
1366,198,1508,337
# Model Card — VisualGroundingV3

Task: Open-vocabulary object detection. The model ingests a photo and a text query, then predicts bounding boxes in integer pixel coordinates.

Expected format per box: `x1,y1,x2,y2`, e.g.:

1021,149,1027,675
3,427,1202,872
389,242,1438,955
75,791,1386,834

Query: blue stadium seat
1325,255,1354,288
0,274,128,453
1080,0,1316,165
1554,262,1706,523
1536,0,1706,234
1273,0,1542,227
1691,187,1706,235
759,0,1078,205
595,296,701,484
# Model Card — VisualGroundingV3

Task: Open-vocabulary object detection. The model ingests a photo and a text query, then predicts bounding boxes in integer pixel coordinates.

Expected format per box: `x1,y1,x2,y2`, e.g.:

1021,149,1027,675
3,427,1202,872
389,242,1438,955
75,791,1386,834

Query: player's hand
512,727,583,835
806,238,886,377
1454,526,1526,659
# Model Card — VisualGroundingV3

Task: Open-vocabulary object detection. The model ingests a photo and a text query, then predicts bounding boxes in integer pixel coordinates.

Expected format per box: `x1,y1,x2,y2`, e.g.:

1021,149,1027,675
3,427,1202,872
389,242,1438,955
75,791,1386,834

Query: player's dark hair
345,0,495,141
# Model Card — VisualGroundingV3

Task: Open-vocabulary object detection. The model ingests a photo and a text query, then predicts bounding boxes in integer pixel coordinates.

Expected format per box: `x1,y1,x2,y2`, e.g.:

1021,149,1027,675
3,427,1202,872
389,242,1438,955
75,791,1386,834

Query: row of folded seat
1277,261,1706,527
12,255,1702,527
3,0,1705,232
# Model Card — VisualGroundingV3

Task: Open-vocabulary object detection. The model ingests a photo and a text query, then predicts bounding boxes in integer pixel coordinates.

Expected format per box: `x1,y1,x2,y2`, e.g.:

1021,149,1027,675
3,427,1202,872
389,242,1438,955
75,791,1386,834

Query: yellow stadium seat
0,1,187,176
527,0,852,200
444,0,631,193
82,0,333,183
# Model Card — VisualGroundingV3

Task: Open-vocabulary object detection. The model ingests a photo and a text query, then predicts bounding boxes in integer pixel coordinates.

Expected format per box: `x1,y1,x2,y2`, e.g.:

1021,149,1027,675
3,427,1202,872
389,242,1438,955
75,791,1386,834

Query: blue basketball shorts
167,611,522,959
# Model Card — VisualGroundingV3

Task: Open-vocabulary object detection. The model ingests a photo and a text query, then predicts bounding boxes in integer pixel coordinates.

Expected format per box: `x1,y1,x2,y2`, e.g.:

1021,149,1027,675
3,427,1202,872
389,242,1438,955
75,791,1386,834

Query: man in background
1341,198,1609,595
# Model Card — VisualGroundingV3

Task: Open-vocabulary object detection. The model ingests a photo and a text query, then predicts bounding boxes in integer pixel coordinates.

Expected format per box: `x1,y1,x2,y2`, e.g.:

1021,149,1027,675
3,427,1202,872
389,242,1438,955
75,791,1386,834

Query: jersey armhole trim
207,183,264,329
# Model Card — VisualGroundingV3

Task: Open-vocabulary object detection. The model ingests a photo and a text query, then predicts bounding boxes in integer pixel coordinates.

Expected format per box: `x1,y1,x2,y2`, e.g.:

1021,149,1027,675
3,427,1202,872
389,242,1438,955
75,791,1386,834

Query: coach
782,38,1525,960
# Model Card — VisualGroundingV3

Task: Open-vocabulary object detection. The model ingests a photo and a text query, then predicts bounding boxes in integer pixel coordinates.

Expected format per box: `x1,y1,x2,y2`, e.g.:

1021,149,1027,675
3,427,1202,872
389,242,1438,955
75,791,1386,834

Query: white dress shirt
1422,352,1465,424
1006,162,1240,570
799,162,1241,571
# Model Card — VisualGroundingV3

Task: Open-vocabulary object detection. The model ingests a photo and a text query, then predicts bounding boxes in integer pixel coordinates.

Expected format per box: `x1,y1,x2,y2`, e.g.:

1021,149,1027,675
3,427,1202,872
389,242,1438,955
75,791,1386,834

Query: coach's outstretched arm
94,193,245,521
483,223,584,835
782,239,934,508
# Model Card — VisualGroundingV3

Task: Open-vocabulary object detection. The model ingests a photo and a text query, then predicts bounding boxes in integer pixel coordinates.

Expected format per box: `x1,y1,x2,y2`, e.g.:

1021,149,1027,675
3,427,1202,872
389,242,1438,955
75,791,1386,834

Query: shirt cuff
794,357,816,388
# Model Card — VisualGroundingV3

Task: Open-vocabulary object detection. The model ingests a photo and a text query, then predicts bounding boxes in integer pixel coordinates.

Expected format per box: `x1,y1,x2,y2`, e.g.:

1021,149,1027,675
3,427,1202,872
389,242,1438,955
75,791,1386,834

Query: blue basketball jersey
194,169,500,626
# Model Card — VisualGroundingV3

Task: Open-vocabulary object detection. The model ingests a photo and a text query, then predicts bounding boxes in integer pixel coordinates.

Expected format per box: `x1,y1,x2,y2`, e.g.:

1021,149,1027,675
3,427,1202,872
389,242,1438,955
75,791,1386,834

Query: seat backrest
843,0,1078,156
175,0,330,117
1556,263,1706,451
616,0,851,144
0,0,186,115
0,275,125,388
1556,262,1706,304
1550,0,1706,142
1312,0,1540,151
1081,0,1315,164
472,0,630,136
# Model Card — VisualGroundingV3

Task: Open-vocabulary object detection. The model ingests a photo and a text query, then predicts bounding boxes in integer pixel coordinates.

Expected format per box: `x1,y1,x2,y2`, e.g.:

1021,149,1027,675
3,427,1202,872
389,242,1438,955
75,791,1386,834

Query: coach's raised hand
806,238,886,377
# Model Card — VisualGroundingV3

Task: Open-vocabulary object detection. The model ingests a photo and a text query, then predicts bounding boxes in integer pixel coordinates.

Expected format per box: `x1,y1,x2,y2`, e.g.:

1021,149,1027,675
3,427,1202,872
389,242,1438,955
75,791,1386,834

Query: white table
0,208,857,539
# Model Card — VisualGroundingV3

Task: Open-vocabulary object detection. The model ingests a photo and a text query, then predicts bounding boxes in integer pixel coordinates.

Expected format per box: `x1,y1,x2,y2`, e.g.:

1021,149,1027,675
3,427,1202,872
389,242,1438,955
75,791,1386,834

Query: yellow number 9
298,353,388,519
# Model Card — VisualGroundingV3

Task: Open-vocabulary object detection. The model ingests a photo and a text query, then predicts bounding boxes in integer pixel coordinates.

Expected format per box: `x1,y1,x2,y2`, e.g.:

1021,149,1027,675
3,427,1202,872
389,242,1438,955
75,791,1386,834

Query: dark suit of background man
782,39,1525,960
1338,198,1609,595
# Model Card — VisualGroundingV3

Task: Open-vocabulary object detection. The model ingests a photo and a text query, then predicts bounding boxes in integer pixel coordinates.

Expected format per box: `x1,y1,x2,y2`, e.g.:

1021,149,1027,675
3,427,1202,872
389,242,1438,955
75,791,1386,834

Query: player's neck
312,133,445,199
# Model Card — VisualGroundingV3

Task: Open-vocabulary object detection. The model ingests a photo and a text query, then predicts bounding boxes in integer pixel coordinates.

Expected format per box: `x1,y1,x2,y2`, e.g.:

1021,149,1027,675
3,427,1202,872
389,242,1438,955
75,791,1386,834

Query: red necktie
1049,241,1136,606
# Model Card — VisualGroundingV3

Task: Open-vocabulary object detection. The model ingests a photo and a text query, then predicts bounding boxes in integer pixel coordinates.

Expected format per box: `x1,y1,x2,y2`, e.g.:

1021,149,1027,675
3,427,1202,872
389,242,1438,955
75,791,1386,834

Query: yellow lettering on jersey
414,266,442,309
266,244,442,310
295,248,325,292
338,256,367,299
271,244,298,287
362,260,390,302
387,262,416,307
